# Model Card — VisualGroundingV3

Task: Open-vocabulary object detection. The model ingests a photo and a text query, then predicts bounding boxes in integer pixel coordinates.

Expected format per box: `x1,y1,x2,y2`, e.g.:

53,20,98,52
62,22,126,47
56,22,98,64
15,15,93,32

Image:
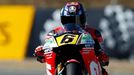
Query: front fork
56,63,64,75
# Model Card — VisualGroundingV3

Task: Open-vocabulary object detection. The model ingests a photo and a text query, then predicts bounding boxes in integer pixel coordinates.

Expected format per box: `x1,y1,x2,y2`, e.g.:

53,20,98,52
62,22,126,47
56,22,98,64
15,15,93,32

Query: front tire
66,63,83,75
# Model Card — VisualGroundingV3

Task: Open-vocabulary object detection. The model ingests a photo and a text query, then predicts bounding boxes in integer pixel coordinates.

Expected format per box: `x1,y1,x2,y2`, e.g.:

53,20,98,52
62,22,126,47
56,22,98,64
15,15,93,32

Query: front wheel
66,63,83,75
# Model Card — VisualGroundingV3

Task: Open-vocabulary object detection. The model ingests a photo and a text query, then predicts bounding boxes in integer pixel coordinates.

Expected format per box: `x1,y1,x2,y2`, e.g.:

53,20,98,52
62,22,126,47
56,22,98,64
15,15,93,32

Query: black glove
36,56,44,63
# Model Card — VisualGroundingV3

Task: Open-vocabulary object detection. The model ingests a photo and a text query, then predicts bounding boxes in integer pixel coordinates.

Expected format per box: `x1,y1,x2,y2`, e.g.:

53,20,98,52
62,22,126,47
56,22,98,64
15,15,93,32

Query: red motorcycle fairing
44,48,102,75
81,48,102,75
43,32,102,75
45,51,56,75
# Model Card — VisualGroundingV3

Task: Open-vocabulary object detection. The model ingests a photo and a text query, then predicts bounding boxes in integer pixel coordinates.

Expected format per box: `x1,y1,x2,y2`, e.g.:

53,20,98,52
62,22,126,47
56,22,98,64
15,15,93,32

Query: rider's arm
94,30,104,55
94,30,109,66
34,31,54,63
34,45,45,63
34,26,65,63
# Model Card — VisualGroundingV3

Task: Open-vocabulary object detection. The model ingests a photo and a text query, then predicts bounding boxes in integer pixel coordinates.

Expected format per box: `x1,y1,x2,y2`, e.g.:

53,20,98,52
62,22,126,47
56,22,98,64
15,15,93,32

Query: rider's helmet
60,2,86,30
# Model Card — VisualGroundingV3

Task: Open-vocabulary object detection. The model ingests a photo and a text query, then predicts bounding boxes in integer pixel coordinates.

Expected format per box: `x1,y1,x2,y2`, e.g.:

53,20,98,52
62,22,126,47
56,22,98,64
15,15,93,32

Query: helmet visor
61,16,80,25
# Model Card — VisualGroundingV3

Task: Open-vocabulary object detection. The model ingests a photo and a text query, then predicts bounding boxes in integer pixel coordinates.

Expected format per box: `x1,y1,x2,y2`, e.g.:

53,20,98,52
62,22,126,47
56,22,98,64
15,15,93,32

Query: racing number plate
55,33,80,46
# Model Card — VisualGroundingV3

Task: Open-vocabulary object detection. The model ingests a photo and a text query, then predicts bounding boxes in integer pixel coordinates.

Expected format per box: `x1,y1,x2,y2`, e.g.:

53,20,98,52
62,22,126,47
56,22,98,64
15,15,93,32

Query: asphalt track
0,58,134,75
0,59,45,75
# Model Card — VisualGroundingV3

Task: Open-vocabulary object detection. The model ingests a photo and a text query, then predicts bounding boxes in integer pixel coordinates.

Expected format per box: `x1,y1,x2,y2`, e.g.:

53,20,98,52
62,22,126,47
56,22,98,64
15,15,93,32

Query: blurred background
0,0,134,75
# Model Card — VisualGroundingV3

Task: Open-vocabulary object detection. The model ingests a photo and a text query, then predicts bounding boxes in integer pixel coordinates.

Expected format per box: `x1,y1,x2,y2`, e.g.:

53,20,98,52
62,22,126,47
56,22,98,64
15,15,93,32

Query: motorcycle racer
34,2,109,75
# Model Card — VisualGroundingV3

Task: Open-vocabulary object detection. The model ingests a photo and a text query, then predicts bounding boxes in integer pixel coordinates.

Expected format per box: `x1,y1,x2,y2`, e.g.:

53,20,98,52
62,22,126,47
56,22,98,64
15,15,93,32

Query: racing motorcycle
43,31,102,75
